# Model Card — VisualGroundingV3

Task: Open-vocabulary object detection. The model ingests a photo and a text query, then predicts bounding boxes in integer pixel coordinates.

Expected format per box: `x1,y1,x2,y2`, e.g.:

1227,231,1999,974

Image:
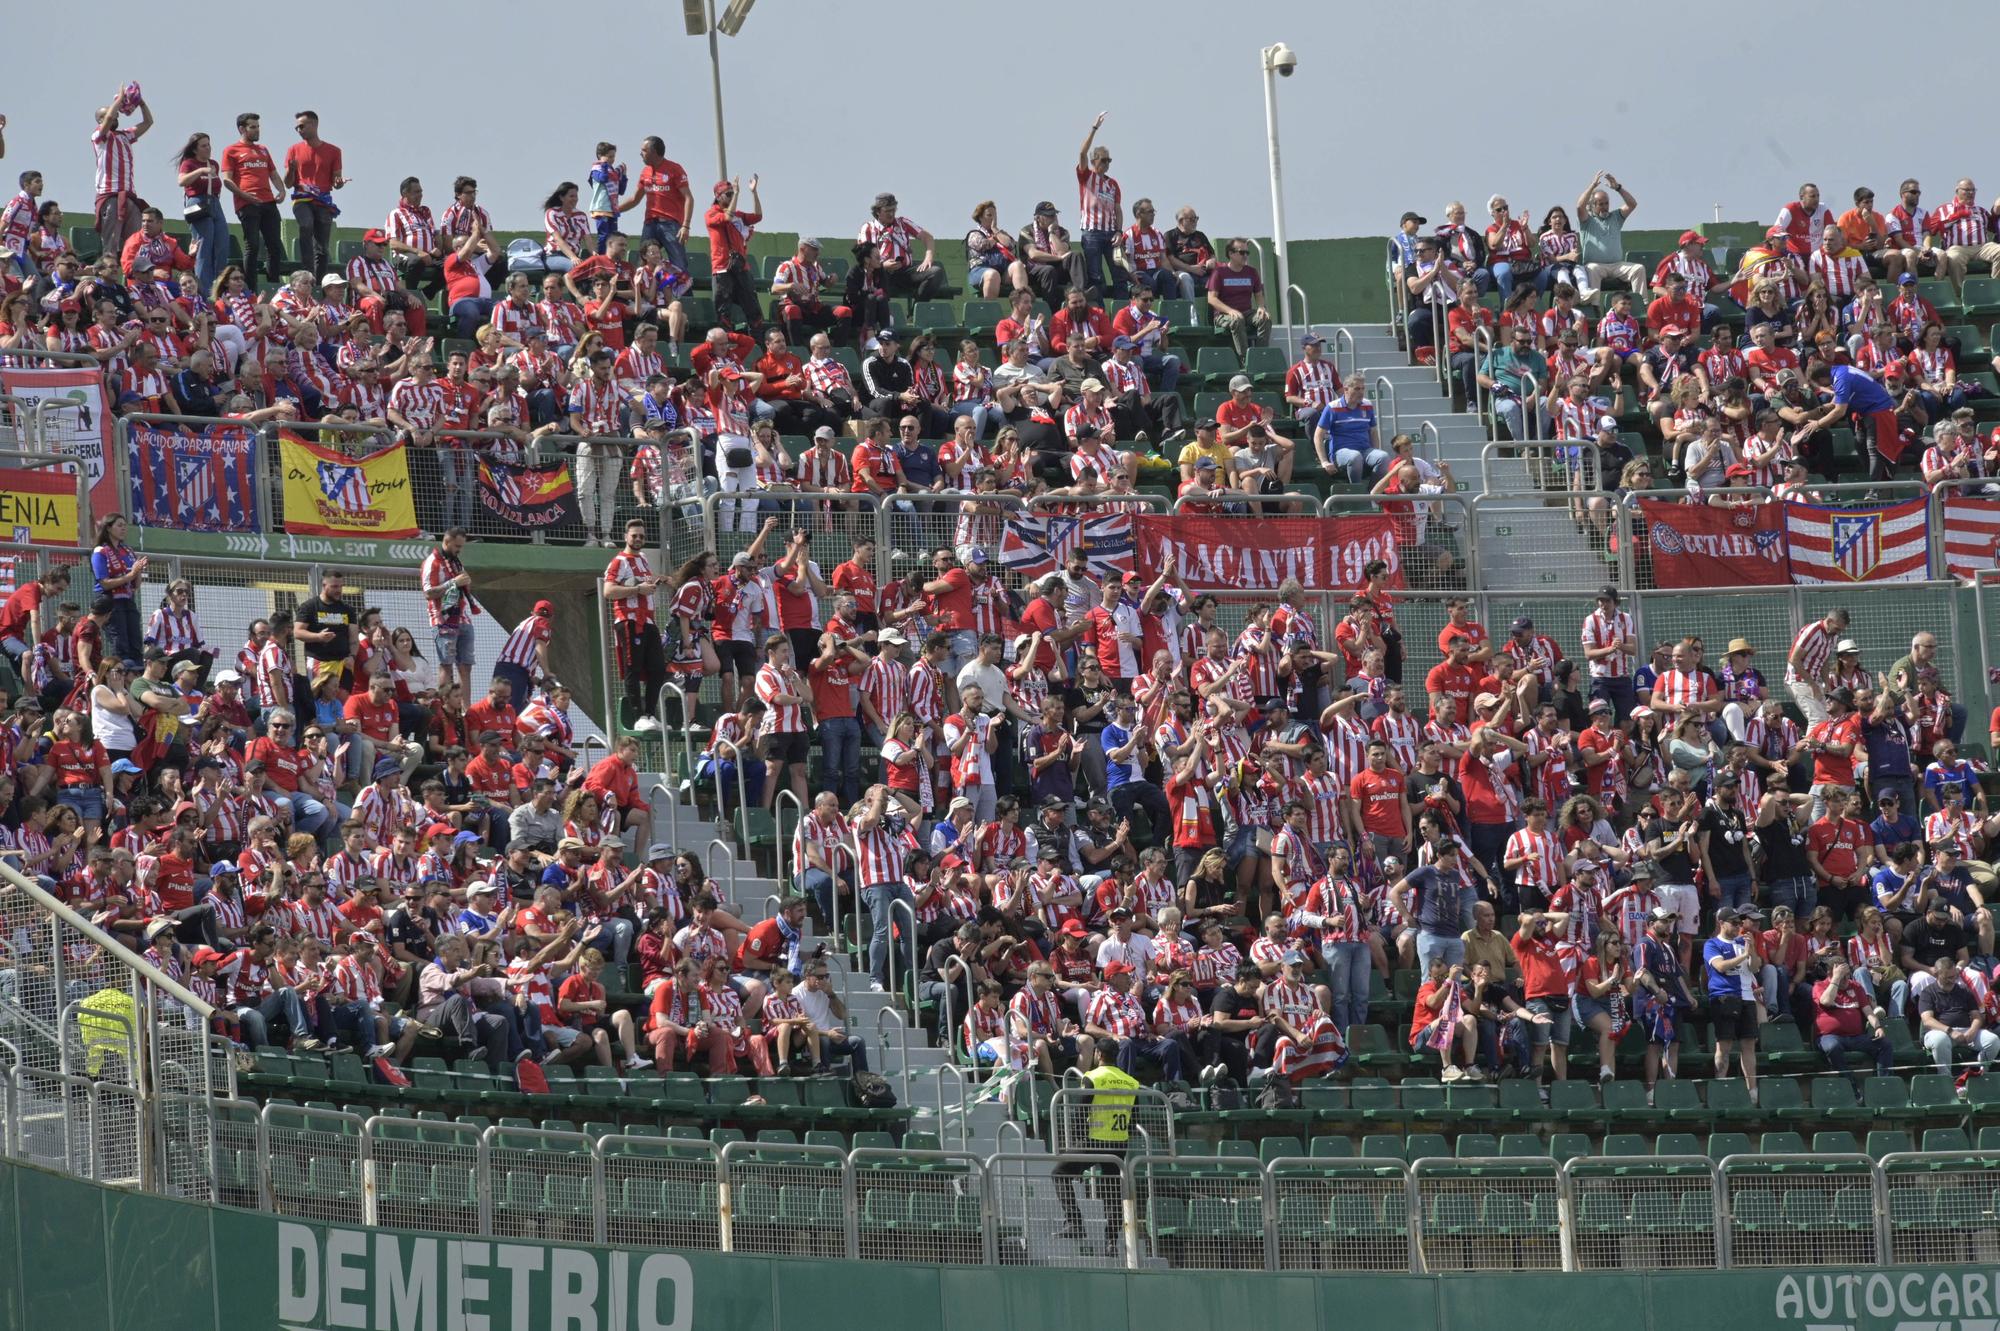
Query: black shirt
384,905,437,964
294,593,359,662
1165,228,1214,274
1698,801,1751,878
1919,980,1980,1030
922,938,970,986
1208,986,1260,1035
173,369,225,419
860,354,912,402
1640,816,1696,883
1903,919,1968,969
1756,806,1813,880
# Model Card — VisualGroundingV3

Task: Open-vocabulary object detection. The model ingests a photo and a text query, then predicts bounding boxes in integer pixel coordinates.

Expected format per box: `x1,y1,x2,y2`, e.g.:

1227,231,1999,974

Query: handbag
183,197,214,224
721,440,755,469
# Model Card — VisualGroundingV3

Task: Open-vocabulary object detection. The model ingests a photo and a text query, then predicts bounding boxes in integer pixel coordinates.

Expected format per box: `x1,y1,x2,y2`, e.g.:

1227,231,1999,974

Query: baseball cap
1079,377,1106,393
812,425,836,440
362,228,389,245
424,822,455,840
1228,374,1252,391
1588,697,1611,713
1660,324,1687,338
1196,417,1219,431
208,861,239,877
1678,230,1708,246
1281,949,1308,966
1195,457,1217,471
1472,692,1500,710
1061,919,1088,937
798,235,820,249
1108,905,1132,918
1102,960,1134,978
1598,414,1619,432
713,179,733,197
1301,333,1324,346
213,668,242,684
320,273,348,288
1596,584,1621,602
1898,273,1917,285
878,628,907,646
556,836,588,852
109,758,144,775
730,552,754,567
1034,200,1058,216
1111,336,1135,350
1510,616,1533,633
467,880,497,897
876,326,900,341
1400,211,1428,226
532,600,554,616
1715,907,1741,923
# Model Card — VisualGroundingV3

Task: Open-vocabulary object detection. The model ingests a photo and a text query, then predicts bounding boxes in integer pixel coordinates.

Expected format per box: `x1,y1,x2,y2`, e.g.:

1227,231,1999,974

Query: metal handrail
886,896,921,1004
932,1061,974,1153
0,861,215,1019
707,735,752,837
1285,283,1310,358
648,780,681,857
1418,419,1444,473
1330,326,1356,383
1471,325,1497,441
1370,374,1401,444
872,1003,914,1108
704,837,740,908
773,789,806,898
1480,439,1602,496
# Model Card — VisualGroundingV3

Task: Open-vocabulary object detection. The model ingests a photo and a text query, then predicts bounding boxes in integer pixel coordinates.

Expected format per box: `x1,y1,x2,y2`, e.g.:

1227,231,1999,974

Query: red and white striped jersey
796,444,851,490
1100,356,1146,397
507,959,561,1026
1505,826,1565,891
668,577,712,628
144,605,204,653
387,376,448,430
536,299,583,347
252,638,292,708
1370,710,1421,770
1595,312,1640,354
614,345,662,391
488,299,543,344
1085,987,1148,1038
545,207,590,256
1010,987,1066,1040
1700,345,1747,384
1650,667,1714,714
605,550,655,628
755,664,805,734
568,376,623,435
1808,249,1869,301
851,821,905,887
1122,224,1166,272
369,849,420,892
439,200,492,239
1075,165,1122,233
1064,403,1117,447
1301,875,1367,945
803,355,854,398
1295,770,1346,844
345,254,398,297
857,215,924,267
497,614,548,670
792,811,849,881
1924,810,1980,859
0,190,34,253
1553,395,1596,441
908,659,946,725
92,127,137,196
1286,357,1340,408
1190,655,1254,710
1580,608,1635,678
329,954,382,1006
1261,976,1317,1025
1025,870,1082,931
1656,251,1716,294
1929,200,1990,249
324,849,370,898
289,898,342,946
1321,711,1373,786
1273,824,1324,891
1848,931,1895,974
860,655,909,725
386,203,437,253
1233,625,1279,697
1786,620,1834,685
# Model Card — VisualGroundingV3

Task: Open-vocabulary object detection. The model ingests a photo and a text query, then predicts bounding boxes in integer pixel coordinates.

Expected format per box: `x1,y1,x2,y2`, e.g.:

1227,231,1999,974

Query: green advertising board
6,1158,2000,1331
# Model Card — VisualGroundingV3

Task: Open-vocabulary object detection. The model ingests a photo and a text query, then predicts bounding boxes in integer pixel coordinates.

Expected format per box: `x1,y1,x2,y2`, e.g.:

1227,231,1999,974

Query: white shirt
1095,934,1158,988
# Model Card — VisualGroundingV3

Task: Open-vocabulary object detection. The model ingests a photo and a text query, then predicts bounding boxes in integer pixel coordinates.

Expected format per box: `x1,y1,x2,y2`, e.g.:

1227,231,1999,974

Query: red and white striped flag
1784,497,1930,583
1941,492,2000,581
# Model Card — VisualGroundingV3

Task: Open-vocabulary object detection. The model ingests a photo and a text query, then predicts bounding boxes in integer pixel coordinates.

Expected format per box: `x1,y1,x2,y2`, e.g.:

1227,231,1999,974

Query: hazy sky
9,1,2000,247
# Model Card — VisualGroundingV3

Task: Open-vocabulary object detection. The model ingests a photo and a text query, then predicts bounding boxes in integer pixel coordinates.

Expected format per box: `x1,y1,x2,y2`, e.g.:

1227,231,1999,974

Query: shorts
1657,883,1701,934
1709,994,1759,1042
715,638,756,678
1410,1019,1447,1054
310,658,349,689
763,730,809,764
57,785,107,822
546,1024,584,1050
433,621,476,668
1574,994,1610,1026
1525,997,1572,1046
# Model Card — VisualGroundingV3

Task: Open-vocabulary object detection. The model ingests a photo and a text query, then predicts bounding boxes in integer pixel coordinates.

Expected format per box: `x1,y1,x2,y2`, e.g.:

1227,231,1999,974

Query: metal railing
10,1082,1999,1275
1330,326,1356,383
1370,373,1401,442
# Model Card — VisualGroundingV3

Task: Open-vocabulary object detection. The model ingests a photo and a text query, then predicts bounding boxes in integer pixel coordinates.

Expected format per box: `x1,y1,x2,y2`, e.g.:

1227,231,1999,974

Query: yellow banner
277,432,418,538
0,467,81,545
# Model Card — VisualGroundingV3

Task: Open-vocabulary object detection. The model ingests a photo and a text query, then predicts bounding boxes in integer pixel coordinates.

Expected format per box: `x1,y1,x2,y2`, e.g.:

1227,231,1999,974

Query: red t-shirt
1410,980,1450,1045
929,568,974,633
1424,662,1480,723
221,141,279,206
465,700,519,740
556,973,603,1029
637,161,690,225
342,692,399,744
0,581,47,642
150,850,198,912
830,559,877,615
283,141,343,194
1018,598,1060,672
1437,621,1487,656
1457,745,1510,826
808,658,854,720
1807,714,1862,789
1350,767,1408,838
771,567,817,631
738,917,788,969
1512,930,1568,1000
46,738,108,786
1086,606,1126,679
246,737,302,792
1806,817,1871,884
1216,398,1266,436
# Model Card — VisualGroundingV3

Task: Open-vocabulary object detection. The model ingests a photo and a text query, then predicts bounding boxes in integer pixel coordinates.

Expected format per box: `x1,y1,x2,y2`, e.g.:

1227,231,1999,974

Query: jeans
187,207,231,296
1489,260,1523,300
237,201,286,282
1494,394,1551,442
288,790,331,839
1466,821,1514,908
799,866,849,925
1080,229,1123,299
642,218,690,275
1855,969,1909,1018
1713,872,1754,912
1174,270,1201,303
237,988,312,1048
1324,940,1372,1033
1332,446,1390,485
1589,675,1637,726
1138,352,1182,396
1415,930,1465,973
292,200,335,278
106,598,143,665
1818,1032,1893,1087
586,916,636,965
1765,875,1817,919
1924,1026,2000,1075
1107,779,1171,848
451,297,495,339
862,880,915,989
441,447,479,533
1116,1035,1185,1082
820,716,861,806
950,400,1004,440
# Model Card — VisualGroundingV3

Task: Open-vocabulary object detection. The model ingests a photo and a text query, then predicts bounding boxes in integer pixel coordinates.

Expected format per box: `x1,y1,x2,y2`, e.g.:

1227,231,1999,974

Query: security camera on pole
1260,42,1298,344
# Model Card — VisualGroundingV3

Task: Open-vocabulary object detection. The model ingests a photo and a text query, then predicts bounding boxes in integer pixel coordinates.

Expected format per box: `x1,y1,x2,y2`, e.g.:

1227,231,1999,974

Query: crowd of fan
1396,172,2000,503
4,95,2000,1112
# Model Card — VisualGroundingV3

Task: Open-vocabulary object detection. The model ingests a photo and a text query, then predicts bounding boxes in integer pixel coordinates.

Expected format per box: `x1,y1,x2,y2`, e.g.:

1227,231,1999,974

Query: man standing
91,86,153,253
222,112,284,284
283,110,346,279
604,519,664,734
1075,112,1124,300
1574,169,1643,300
418,528,480,697
622,136,693,274
1205,239,1271,359
704,176,764,334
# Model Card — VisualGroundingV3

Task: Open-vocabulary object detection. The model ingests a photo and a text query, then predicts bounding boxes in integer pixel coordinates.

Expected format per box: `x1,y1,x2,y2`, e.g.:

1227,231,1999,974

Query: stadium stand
6,88,2000,1281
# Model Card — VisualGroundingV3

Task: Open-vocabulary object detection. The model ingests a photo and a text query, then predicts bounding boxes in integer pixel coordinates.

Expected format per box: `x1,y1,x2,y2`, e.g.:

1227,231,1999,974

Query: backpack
1257,1077,1299,1111
852,1070,896,1109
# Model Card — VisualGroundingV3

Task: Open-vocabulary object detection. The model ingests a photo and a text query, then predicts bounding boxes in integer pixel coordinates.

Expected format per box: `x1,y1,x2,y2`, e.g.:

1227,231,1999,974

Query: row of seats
1174,1125,1992,1167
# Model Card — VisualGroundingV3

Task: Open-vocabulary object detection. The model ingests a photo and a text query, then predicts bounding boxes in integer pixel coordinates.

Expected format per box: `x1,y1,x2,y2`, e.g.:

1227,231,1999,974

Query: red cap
713,180,733,198
1659,324,1687,338
190,947,220,967
1725,462,1755,479
1678,230,1708,246
423,821,455,839
362,228,389,245
533,600,555,616
1103,960,1134,978
1060,919,1088,937
1765,224,1787,239
171,800,198,819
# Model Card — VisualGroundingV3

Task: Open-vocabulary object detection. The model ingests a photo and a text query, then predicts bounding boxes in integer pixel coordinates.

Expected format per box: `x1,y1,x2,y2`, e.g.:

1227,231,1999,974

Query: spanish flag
278,431,419,538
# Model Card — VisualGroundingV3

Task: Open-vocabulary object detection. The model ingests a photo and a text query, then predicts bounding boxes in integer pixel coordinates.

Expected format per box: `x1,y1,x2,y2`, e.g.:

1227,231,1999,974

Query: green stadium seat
1862,1075,1914,1120
1405,1133,1451,1163
1907,1074,1959,1119
1360,1134,1405,1161
1655,1133,1702,1158
1756,1076,1806,1124
1865,1130,1914,1161
1258,1136,1305,1164
1548,1133,1593,1164
1498,1133,1544,1159
1917,279,1963,318
1243,345,1289,387
912,301,964,340
1922,1127,1971,1154
1547,1080,1598,1121
1809,1076,1867,1123
1454,1133,1500,1159
1757,1132,1806,1157
1604,1133,1650,1158
1309,1135,1355,1159
1960,277,2000,320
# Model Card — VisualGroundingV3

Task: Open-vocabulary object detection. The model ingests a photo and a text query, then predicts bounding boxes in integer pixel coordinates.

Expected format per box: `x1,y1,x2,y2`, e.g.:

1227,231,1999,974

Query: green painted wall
2,1157,1992,1331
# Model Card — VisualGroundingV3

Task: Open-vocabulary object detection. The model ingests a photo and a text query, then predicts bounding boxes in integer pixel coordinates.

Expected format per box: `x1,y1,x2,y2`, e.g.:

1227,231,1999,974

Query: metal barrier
717,1137,851,1259
1371,373,1401,443
1928,475,2000,583
1471,491,1616,591
484,1123,602,1244
263,1101,366,1226
366,1114,483,1235
1412,1156,1564,1273
851,1146,993,1265
1267,1157,1418,1273
1135,1152,1272,1271
600,1133,721,1252
988,1151,1137,1270
1286,283,1311,358
1324,490,1475,593
773,789,805,898
704,836,741,909
1563,1155,1722,1271
1049,1084,1174,1158
1876,1149,1999,1266
873,1004,914,1110
886,896,922,1005
1719,1152,1882,1269
1331,327,1357,383
1479,439,1601,497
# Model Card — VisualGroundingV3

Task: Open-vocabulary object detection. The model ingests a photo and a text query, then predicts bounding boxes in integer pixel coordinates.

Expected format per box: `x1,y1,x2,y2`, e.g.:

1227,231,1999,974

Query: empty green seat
1259,1136,1305,1164
1922,1127,1972,1154
1866,1130,1914,1161
1548,1133,1593,1164
1812,1130,1862,1156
